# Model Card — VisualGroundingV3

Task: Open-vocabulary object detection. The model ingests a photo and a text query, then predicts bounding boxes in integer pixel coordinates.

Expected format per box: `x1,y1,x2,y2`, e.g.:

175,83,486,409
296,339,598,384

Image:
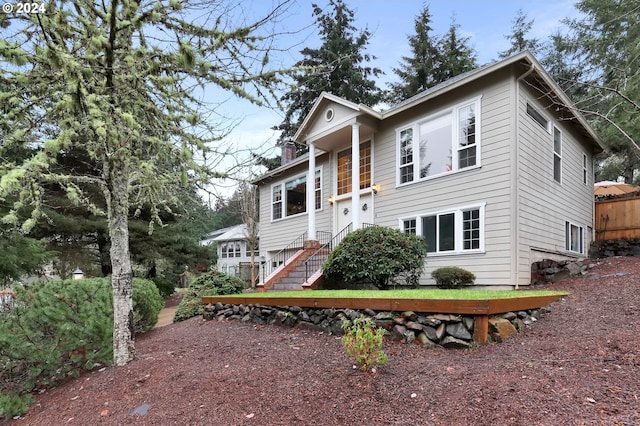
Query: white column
351,123,360,230
307,142,316,241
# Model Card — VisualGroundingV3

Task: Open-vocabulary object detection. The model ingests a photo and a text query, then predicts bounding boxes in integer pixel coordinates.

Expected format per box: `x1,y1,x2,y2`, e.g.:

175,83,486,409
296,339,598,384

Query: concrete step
272,283,303,290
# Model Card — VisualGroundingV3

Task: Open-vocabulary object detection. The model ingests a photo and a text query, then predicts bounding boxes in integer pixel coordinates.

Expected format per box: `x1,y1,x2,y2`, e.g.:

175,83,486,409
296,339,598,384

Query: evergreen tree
388,5,442,103
0,0,291,366
271,0,383,160
564,0,640,183
437,17,478,81
498,9,541,59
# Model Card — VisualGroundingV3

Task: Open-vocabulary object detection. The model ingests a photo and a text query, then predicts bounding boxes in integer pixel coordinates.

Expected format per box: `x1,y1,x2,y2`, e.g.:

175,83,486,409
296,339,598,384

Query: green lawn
218,289,568,300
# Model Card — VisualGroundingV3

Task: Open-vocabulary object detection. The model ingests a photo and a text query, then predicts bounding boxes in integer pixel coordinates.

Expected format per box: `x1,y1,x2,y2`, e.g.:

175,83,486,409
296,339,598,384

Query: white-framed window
400,203,485,255
220,243,227,258
565,221,584,254
315,169,322,210
271,168,322,221
526,102,549,130
553,126,562,183
397,98,481,185
337,142,371,195
583,154,588,185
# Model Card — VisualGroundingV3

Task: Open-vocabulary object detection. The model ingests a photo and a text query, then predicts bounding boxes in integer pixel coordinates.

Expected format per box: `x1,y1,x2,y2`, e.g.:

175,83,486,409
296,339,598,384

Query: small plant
341,316,388,372
431,266,476,289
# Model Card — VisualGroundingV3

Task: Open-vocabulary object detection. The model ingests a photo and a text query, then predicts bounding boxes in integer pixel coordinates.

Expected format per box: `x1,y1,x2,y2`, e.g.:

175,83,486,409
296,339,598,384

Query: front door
336,193,374,233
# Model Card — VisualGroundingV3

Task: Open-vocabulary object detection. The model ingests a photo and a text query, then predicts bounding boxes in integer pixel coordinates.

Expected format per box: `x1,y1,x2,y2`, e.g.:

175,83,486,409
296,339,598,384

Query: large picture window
337,142,372,195
397,99,480,185
401,204,484,254
271,168,322,221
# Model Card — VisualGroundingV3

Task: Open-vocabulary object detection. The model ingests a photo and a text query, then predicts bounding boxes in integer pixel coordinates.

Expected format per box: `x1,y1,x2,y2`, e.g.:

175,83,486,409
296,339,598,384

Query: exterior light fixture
72,268,84,280
328,196,335,205
372,184,380,194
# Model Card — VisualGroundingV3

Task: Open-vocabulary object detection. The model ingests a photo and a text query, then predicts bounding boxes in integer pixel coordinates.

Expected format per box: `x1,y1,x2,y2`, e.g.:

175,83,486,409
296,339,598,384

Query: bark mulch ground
9,257,640,425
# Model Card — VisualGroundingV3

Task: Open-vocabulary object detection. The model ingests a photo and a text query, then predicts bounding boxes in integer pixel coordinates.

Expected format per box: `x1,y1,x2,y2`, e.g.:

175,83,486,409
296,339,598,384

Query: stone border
203,302,550,347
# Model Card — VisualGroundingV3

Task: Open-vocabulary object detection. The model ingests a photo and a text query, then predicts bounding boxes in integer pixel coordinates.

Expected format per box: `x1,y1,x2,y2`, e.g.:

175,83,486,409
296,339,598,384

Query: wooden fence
595,194,640,240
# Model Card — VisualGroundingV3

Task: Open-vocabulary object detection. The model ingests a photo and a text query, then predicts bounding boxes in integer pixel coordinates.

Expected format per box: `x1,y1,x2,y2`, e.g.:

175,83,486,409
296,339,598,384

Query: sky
207,0,582,197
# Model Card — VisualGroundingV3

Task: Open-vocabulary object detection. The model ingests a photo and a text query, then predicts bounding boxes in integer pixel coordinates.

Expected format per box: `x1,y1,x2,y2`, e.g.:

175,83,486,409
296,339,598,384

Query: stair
259,246,329,292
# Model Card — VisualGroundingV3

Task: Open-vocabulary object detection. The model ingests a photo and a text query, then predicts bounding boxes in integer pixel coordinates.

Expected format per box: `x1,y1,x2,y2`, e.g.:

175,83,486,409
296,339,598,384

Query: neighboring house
200,224,259,277
253,52,604,290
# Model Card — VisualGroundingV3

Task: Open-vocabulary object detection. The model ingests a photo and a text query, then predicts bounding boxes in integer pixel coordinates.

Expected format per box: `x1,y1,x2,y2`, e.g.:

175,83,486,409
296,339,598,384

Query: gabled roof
210,224,251,242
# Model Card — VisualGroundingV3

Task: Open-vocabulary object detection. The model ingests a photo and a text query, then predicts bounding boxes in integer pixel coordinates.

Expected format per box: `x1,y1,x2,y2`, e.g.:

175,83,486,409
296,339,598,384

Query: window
271,168,322,221
315,169,322,210
337,142,372,195
527,103,548,129
583,154,588,185
220,243,227,258
400,204,485,254
398,99,480,184
272,184,282,220
553,126,562,183
233,242,241,258
565,222,584,254
286,176,306,216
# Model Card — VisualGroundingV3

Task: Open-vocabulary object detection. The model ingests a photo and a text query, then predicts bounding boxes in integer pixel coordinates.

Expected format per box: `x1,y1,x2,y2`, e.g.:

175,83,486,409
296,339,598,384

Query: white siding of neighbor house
517,85,595,285
258,153,333,258
373,71,516,287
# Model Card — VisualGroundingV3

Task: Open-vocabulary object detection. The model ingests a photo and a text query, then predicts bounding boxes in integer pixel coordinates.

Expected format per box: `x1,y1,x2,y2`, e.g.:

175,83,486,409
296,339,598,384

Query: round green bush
132,278,165,333
322,226,427,289
151,276,176,299
431,266,476,289
174,271,245,322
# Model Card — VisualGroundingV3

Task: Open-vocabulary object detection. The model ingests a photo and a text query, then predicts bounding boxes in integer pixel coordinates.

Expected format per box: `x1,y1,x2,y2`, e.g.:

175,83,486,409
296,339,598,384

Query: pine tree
272,0,383,158
498,9,541,59
438,17,478,81
564,0,640,183
387,5,443,103
0,0,291,366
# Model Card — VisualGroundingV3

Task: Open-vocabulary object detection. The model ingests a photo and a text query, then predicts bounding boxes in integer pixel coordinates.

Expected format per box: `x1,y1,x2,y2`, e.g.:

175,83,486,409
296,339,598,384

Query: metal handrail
261,232,306,283
304,223,353,282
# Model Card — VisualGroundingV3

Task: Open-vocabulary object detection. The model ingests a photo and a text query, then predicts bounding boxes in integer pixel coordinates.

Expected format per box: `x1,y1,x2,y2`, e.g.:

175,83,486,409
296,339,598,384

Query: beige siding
517,85,595,285
373,73,515,287
258,154,334,257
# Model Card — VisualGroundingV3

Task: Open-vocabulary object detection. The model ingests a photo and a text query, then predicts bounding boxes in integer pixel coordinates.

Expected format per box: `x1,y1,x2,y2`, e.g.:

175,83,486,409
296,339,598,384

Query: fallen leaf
100,409,109,416
246,413,255,418
586,397,596,404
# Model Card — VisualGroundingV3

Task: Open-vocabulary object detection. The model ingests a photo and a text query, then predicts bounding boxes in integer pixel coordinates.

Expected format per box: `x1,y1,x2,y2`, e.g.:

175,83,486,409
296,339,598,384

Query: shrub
173,271,244,322
341,317,388,372
0,277,163,419
431,266,476,289
151,276,175,299
322,226,427,289
132,278,165,334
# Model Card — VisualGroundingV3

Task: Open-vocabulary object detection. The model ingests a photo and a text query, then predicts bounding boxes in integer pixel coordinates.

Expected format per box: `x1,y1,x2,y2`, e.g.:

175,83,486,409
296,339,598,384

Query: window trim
526,102,549,131
553,125,562,184
565,221,584,254
396,97,482,187
399,202,486,256
270,167,322,222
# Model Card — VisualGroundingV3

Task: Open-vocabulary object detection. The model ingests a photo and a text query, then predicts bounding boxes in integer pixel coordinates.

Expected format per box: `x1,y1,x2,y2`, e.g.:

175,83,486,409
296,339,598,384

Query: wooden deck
202,293,567,344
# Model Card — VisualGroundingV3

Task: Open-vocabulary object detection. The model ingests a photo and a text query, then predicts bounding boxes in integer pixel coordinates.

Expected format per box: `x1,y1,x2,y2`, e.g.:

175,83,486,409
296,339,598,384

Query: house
253,51,604,290
200,224,259,279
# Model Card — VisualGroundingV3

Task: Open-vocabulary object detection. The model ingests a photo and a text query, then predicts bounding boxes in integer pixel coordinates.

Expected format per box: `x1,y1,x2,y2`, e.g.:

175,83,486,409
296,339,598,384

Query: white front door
336,193,374,233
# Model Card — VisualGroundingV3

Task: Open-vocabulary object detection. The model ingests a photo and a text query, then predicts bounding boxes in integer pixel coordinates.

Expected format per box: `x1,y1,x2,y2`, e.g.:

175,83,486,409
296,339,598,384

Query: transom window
397,99,480,185
401,204,485,254
526,103,549,129
337,142,371,195
271,168,322,221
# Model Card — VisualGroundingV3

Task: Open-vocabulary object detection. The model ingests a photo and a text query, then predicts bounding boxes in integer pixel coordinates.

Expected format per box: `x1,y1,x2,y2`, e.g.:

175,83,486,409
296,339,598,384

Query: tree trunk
106,159,135,366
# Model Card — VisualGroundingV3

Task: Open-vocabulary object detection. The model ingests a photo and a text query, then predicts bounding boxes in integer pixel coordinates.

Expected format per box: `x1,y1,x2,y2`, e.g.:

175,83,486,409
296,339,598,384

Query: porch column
351,123,360,230
307,142,316,241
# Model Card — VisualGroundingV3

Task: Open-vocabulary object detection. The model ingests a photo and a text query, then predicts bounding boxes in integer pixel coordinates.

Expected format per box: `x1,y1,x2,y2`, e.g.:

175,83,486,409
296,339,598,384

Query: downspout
513,63,536,289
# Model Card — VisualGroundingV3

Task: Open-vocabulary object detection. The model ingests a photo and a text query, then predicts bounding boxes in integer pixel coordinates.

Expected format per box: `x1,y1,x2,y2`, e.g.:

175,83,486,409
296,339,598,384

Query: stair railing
304,223,353,282
261,232,306,283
